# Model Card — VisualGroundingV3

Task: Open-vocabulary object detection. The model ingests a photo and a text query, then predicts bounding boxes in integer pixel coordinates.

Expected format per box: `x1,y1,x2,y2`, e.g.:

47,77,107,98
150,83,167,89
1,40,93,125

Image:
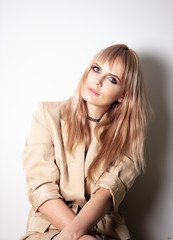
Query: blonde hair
63,44,152,180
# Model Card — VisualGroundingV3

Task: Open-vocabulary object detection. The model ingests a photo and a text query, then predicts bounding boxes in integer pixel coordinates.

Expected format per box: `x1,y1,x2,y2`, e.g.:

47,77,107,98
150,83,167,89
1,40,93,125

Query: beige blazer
21,101,138,240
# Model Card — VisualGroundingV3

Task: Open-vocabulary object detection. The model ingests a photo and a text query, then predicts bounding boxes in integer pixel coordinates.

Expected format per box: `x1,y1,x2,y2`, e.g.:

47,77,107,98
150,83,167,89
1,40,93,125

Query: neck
87,115,101,122
86,103,108,120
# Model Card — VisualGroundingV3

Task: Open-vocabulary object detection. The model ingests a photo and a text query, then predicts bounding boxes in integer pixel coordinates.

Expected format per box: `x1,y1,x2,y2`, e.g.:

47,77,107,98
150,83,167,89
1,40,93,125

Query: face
81,59,125,112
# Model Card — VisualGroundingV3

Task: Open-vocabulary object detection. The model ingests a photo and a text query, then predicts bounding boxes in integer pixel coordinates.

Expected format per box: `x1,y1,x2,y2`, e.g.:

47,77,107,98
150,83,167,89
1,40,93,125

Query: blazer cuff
29,183,63,212
93,175,126,212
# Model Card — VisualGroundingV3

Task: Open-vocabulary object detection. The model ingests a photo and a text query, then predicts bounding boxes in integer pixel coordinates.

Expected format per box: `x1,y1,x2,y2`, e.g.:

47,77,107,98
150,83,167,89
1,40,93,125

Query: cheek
110,93,120,102
103,85,123,101
87,71,95,82
81,81,87,94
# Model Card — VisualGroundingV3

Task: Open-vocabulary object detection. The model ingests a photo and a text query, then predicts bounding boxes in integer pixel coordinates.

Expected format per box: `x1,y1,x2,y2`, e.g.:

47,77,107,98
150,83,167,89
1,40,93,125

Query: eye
108,77,117,84
92,65,100,73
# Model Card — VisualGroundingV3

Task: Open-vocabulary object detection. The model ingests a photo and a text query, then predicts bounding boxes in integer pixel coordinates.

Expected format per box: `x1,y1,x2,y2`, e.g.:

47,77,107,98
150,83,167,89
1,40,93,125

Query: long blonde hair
63,44,152,180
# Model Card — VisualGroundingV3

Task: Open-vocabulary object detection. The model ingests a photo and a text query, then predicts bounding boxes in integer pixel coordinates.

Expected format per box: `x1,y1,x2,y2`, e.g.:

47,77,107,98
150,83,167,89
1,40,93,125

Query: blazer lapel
60,111,107,188
84,134,99,178
60,119,86,199
85,112,108,179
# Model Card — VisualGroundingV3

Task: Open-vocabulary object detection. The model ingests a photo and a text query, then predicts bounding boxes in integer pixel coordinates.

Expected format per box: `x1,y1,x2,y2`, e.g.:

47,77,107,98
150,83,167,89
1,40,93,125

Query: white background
0,0,173,239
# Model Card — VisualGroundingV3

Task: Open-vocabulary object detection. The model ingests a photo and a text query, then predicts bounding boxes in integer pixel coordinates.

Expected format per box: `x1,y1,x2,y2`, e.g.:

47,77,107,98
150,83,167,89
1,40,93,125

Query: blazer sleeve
92,155,138,212
22,102,63,212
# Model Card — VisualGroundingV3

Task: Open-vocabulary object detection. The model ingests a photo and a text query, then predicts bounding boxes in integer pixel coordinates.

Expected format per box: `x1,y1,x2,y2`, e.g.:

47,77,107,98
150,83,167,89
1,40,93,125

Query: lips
88,87,100,96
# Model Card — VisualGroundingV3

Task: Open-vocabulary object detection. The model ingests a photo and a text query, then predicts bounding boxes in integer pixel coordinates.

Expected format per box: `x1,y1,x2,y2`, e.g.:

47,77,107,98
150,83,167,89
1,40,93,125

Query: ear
117,96,124,103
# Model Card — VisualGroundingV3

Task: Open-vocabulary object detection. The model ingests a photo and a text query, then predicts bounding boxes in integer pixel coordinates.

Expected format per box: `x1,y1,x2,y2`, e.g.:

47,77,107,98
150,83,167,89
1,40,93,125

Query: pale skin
38,60,125,240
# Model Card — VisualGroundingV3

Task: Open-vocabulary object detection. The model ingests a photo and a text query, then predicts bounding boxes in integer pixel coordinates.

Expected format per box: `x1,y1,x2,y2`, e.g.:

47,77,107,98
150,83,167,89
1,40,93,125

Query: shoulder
42,100,67,115
116,154,139,189
34,100,68,123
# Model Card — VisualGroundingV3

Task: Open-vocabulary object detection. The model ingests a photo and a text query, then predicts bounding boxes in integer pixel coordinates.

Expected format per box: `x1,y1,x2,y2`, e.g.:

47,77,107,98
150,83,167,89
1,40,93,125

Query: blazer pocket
27,212,51,233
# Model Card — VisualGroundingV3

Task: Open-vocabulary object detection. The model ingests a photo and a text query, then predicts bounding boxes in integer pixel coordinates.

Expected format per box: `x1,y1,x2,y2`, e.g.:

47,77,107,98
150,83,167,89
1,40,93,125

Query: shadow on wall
120,54,170,240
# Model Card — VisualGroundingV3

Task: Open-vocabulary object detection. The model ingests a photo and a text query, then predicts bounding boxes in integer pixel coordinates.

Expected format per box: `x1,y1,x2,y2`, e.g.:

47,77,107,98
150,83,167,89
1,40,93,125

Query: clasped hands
54,225,102,240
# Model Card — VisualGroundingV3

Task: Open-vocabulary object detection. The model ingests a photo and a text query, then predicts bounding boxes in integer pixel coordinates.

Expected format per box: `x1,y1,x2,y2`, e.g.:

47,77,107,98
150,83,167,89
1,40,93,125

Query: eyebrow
93,62,122,82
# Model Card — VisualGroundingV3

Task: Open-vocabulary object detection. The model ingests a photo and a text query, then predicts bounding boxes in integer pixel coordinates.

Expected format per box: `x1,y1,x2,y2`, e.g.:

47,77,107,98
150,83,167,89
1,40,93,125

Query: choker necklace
87,115,101,122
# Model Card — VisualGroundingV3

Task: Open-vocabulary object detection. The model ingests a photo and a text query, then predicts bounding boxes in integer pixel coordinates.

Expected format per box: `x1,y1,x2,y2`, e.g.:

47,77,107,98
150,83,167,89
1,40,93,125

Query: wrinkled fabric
20,101,138,240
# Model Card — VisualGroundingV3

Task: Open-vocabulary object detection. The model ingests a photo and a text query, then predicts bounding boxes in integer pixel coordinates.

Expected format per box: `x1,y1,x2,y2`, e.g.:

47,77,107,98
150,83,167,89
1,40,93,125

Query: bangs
93,44,132,84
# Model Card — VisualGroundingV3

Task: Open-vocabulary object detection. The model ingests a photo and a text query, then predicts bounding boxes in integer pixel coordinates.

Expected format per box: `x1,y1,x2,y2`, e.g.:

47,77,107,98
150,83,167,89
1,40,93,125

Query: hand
54,234,98,240
53,228,98,240
53,226,78,240
78,235,98,240
54,229,103,240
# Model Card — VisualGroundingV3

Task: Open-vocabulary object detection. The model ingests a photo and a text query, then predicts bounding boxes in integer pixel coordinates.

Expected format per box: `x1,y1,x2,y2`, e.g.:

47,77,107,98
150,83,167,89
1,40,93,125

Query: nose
94,76,102,85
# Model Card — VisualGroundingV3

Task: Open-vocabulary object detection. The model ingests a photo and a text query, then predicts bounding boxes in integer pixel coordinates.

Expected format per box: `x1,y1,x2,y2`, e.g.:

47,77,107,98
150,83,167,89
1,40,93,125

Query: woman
20,44,152,240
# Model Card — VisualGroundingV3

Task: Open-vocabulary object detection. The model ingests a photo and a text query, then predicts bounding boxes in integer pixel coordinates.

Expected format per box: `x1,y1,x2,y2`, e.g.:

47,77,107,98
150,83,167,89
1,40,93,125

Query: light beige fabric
20,101,138,240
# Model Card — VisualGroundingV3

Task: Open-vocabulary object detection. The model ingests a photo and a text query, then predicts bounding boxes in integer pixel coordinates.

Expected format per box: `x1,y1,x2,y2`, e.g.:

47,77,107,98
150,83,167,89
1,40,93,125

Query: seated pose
20,44,152,240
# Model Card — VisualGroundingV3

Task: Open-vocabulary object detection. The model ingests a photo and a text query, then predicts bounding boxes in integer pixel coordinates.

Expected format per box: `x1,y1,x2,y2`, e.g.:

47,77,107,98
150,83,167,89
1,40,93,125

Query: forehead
95,58,124,78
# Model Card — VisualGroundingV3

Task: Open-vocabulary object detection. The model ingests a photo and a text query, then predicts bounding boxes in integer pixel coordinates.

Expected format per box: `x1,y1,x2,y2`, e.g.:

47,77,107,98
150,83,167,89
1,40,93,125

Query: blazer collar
60,111,108,179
